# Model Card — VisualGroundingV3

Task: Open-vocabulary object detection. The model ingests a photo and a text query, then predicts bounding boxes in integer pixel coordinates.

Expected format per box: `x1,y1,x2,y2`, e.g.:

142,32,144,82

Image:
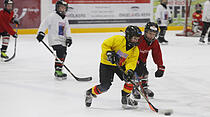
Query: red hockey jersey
137,35,163,66
192,11,203,26
0,9,16,35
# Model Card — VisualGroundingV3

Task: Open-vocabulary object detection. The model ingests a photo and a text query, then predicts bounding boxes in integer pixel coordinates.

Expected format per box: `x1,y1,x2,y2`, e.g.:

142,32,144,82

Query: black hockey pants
201,21,210,40
95,63,125,93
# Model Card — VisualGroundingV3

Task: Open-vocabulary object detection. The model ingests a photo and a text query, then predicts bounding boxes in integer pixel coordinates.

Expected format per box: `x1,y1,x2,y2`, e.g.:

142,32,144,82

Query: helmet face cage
56,0,68,14
195,4,202,11
125,25,142,40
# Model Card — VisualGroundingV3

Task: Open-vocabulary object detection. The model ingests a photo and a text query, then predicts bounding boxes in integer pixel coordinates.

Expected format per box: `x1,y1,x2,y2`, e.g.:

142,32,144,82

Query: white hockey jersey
37,12,71,47
202,0,210,22
155,4,172,26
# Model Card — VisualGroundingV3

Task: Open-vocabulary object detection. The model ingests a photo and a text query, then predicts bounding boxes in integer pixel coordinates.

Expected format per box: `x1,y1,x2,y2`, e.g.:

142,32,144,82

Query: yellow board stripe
16,26,184,34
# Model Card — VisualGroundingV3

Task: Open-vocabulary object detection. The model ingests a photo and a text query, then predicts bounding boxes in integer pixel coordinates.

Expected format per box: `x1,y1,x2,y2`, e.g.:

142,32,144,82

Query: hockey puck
164,112,171,116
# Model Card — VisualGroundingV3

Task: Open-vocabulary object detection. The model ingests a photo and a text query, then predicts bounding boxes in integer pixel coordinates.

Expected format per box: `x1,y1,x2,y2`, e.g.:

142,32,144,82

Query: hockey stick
41,41,92,81
116,64,173,115
4,24,18,62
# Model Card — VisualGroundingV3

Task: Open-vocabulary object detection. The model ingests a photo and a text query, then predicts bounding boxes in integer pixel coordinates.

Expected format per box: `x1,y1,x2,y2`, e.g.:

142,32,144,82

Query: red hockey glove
155,65,165,77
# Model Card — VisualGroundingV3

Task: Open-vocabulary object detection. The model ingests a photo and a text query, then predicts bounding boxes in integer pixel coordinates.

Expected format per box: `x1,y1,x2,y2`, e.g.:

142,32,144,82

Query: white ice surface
0,31,210,117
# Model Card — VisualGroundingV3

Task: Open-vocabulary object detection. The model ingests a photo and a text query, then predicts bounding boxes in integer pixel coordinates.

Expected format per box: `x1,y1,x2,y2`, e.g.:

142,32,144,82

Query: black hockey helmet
125,25,142,40
125,25,142,46
160,0,168,4
4,0,13,5
144,22,159,45
144,22,159,37
4,0,14,10
55,0,68,15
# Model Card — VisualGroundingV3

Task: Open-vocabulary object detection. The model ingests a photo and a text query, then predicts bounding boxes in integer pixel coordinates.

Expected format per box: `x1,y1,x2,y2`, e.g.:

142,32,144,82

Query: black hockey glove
13,18,20,25
157,18,161,24
155,65,165,77
36,32,45,42
124,69,134,81
168,17,173,24
66,37,72,47
12,33,18,38
106,51,119,64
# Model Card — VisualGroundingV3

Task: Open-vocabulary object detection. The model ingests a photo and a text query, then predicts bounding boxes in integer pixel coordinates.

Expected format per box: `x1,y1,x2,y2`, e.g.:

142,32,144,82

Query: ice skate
160,39,168,45
207,39,210,45
85,89,96,107
54,70,67,80
1,52,9,59
199,37,205,44
144,88,154,98
158,37,168,45
121,95,138,109
121,90,138,109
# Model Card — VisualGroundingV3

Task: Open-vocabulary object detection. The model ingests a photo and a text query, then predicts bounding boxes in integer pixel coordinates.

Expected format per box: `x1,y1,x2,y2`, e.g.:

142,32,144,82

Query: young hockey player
36,0,72,80
85,25,142,108
199,0,210,44
132,22,165,99
191,3,203,36
155,0,173,44
0,0,19,59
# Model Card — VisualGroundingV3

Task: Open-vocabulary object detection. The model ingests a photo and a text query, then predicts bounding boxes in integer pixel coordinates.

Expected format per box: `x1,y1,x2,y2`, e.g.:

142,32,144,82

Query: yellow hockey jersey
100,35,139,72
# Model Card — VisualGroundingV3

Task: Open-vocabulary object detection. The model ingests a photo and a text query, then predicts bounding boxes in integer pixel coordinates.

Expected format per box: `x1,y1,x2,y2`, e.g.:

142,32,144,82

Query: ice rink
0,31,210,117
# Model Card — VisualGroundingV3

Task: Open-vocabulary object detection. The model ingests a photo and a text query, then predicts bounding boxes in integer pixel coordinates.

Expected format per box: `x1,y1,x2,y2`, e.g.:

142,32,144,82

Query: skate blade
54,76,67,81
0,58,8,62
122,104,138,109
0,58,4,62
160,42,168,45
198,42,205,45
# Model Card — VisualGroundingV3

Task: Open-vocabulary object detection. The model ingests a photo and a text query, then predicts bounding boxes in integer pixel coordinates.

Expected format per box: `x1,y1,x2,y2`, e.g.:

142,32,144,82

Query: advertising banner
52,0,152,28
153,0,206,26
0,0,41,28
52,0,150,4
